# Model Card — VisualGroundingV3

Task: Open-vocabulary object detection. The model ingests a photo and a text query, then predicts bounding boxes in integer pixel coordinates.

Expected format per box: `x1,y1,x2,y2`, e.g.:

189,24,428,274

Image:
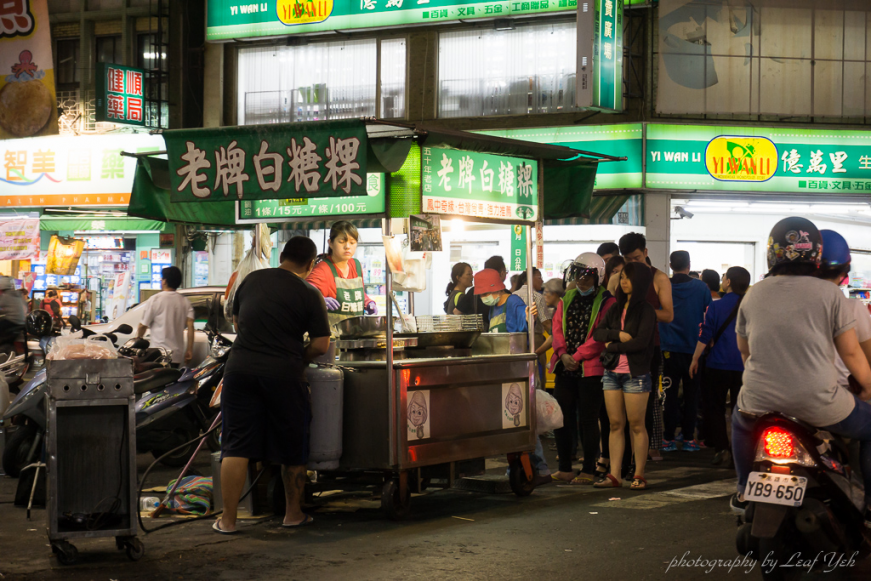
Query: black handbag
600,350,620,371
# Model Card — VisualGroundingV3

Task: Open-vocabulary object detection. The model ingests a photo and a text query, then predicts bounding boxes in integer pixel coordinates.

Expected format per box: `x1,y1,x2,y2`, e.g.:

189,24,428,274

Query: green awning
545,194,631,225
39,215,173,232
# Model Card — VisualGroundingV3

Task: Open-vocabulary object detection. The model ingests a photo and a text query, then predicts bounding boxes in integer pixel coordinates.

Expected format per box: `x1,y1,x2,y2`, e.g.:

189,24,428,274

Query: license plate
744,472,808,507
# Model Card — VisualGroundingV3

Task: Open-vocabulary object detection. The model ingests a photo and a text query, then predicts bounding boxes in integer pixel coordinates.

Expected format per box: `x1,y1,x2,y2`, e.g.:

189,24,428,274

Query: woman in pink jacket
550,253,616,484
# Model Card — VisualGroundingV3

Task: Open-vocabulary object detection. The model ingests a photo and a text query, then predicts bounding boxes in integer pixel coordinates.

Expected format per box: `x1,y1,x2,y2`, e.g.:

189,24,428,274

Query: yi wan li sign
165,120,368,202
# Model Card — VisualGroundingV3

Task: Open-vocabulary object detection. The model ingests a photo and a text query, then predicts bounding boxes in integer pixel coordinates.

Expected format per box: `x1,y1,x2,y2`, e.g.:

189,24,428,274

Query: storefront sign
207,0,580,40
510,225,527,271
477,124,642,190
83,236,124,250
159,233,174,248
647,124,871,194
421,147,539,223
0,0,58,139
95,63,146,126
0,133,165,207
235,172,385,223
165,121,368,202
577,0,624,112
0,218,39,260
151,249,171,264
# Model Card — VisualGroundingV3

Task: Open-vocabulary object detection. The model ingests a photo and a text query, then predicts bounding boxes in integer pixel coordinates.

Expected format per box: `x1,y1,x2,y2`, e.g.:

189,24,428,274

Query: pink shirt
614,309,631,374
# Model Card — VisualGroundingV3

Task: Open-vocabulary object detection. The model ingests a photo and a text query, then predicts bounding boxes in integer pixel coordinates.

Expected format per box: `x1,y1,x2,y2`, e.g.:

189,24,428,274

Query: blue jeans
602,370,652,394
732,395,871,506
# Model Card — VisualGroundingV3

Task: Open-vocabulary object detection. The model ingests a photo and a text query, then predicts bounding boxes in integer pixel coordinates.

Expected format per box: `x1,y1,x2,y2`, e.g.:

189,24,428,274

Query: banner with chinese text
646,124,871,194
0,218,39,260
0,0,58,139
0,133,165,207
236,173,385,223
510,225,527,271
577,0,624,112
165,121,368,202
421,147,539,223
95,63,146,126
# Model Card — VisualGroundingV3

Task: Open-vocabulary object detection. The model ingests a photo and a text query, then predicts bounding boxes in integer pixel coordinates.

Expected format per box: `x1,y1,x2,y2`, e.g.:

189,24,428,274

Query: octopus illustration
505,383,524,427
12,51,38,78
408,391,428,440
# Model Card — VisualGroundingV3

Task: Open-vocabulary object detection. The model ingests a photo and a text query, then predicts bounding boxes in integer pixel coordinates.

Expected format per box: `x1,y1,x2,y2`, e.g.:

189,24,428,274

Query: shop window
55,39,80,91
656,3,871,117
96,35,123,65
438,22,577,118
237,38,406,125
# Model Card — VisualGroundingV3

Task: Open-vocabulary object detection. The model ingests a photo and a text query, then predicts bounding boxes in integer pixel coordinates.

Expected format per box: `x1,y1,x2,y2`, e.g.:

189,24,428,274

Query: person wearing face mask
307,221,377,328
474,268,529,333
549,254,616,484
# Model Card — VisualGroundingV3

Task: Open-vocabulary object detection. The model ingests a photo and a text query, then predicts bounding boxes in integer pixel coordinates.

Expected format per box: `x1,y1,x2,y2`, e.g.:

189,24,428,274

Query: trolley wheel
381,479,411,521
124,537,145,561
52,541,78,566
508,458,538,497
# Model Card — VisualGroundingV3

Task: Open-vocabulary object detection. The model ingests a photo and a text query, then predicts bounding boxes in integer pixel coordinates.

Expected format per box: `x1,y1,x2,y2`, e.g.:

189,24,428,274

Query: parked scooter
1,318,135,477
735,405,869,580
135,325,231,467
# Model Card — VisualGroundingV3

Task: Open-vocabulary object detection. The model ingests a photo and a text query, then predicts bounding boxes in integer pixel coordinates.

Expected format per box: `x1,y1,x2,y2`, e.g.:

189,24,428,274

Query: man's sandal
569,473,596,485
630,476,648,490
593,474,622,488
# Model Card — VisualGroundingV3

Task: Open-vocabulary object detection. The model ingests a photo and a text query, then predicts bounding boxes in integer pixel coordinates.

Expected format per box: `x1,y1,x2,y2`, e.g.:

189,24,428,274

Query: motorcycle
1,322,136,478
135,325,231,467
735,408,869,580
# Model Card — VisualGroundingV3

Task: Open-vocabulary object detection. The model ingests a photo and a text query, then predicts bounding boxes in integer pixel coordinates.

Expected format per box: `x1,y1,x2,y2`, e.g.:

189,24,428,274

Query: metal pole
385,219,396,467
525,224,534,356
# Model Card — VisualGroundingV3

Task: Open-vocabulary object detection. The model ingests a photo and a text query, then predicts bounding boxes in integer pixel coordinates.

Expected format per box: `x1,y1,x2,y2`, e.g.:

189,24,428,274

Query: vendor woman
307,221,378,326
474,268,529,333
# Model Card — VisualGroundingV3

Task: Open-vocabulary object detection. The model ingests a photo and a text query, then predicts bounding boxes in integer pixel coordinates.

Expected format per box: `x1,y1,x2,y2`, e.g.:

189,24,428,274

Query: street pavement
1,438,869,581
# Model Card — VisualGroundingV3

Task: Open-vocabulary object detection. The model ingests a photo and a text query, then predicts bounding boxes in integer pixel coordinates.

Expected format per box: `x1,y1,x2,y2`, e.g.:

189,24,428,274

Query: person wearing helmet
549,253,617,484
817,230,871,393
660,250,713,452
730,217,871,522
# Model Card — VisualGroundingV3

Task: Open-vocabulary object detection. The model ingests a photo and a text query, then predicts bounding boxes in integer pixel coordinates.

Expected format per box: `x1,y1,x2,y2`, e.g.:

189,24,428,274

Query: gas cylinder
307,340,343,471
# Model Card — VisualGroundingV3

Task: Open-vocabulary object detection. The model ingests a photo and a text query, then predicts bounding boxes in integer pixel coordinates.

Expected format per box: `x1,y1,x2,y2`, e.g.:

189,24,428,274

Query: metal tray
332,316,398,338
397,331,481,349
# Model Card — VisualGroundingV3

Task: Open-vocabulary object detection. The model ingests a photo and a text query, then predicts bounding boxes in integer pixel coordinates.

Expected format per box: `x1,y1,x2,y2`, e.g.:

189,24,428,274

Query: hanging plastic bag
223,248,269,322
47,333,118,360
535,390,564,435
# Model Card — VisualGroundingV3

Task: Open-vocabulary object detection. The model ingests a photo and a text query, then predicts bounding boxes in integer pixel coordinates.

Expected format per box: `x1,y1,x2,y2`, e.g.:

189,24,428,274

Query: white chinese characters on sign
253,140,283,192
286,137,322,193
458,155,475,193
781,149,802,174
176,141,212,198
806,150,827,174
480,160,494,192
437,153,454,192
498,161,515,197
324,136,363,194
829,151,847,174
517,163,533,198
214,140,249,198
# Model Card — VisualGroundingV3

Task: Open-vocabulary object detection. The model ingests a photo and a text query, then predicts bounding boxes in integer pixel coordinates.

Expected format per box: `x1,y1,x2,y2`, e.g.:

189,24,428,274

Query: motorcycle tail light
755,426,817,467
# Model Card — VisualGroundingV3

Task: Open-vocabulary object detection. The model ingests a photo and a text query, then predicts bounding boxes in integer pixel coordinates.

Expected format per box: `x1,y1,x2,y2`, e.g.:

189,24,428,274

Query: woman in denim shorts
593,262,657,490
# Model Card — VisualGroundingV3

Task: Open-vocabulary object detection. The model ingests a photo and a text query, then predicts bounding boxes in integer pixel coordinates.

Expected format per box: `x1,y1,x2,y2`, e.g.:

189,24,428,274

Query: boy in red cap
474,268,529,333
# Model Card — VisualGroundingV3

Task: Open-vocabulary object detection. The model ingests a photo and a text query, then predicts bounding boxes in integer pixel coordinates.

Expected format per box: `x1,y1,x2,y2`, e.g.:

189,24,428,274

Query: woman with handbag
549,253,615,484
593,262,657,490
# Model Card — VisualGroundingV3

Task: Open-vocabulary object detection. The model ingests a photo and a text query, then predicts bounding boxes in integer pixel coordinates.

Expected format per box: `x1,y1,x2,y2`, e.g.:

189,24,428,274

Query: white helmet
565,252,606,286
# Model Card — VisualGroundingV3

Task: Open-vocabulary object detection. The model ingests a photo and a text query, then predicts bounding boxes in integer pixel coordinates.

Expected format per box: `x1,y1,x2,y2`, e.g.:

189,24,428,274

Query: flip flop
212,519,239,535
569,474,596,485
593,474,622,488
282,514,314,528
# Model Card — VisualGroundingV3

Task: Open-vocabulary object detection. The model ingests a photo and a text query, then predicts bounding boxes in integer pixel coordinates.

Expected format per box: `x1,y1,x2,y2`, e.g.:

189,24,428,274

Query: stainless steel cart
45,359,142,565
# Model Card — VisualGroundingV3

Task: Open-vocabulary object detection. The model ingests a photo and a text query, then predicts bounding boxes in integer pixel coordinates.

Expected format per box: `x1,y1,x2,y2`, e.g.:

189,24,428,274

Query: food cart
128,119,623,518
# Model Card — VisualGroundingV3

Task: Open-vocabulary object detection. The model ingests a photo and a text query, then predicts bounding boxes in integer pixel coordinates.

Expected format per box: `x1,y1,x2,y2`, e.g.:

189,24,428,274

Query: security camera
674,206,694,219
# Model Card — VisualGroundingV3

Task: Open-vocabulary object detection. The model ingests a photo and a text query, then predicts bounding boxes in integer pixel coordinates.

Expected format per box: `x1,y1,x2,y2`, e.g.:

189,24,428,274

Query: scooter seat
133,367,182,395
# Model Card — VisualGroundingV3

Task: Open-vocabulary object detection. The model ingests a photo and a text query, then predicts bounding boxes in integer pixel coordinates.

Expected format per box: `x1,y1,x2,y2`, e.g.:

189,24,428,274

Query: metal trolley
45,359,142,565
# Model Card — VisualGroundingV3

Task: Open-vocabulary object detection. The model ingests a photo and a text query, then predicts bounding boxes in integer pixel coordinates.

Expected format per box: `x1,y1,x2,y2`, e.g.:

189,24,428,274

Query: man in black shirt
215,237,330,534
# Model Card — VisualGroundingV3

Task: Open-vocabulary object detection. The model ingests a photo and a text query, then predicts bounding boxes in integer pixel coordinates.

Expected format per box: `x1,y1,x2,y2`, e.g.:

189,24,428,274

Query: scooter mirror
114,324,133,335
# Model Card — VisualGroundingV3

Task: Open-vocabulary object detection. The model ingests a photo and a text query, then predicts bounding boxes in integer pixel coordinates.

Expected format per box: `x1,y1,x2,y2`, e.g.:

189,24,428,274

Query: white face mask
481,294,500,306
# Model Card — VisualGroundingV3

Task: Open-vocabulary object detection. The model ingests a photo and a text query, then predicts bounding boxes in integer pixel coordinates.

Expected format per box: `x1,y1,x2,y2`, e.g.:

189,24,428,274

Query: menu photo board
95,63,146,127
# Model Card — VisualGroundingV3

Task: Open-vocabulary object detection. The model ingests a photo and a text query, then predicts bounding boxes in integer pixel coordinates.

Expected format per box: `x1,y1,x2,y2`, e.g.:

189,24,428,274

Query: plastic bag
223,247,269,321
160,476,213,515
535,389,564,435
47,333,118,361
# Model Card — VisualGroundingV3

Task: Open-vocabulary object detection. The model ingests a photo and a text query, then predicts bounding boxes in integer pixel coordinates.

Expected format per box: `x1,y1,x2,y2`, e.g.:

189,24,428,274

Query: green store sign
476,124,643,190
236,173,385,223
646,124,871,194
206,0,580,39
422,147,539,222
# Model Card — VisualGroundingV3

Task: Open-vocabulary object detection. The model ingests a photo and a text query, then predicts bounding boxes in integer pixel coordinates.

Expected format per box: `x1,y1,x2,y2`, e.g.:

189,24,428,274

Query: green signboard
476,124,642,190
207,0,579,40
95,63,146,126
165,120,368,202
646,124,871,194
510,224,527,271
421,147,539,223
236,173,385,223
593,0,623,111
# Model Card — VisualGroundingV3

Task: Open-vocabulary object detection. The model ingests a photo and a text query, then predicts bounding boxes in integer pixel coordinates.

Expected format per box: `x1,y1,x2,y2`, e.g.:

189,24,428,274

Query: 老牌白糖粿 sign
95,63,146,126
646,124,871,194
421,147,538,222
206,0,579,40
165,120,368,202
235,173,385,223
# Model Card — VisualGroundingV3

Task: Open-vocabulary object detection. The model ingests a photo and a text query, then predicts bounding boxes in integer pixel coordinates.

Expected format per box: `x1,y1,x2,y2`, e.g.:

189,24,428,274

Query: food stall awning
38,215,173,233
545,194,632,225
127,120,624,225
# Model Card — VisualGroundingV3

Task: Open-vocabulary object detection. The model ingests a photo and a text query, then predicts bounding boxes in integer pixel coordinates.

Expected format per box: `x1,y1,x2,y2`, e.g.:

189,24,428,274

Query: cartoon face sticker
505,383,524,426
407,391,428,439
